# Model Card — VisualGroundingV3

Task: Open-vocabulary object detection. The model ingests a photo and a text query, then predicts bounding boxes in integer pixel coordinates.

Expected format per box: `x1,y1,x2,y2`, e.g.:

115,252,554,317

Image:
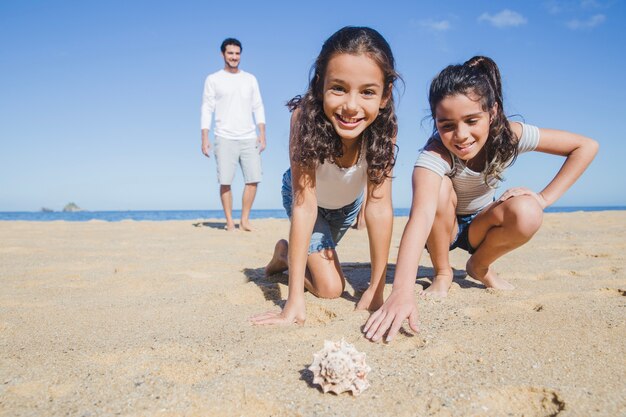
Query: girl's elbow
569,137,599,161
588,138,600,157
580,137,600,164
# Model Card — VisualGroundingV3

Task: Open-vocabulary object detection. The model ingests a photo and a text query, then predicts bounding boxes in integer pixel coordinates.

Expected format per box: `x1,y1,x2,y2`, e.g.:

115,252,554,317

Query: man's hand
201,138,212,158
257,134,266,153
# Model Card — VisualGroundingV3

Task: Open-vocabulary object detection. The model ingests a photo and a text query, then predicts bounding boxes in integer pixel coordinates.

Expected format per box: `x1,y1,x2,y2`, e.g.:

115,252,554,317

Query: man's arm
201,129,211,157
251,76,266,153
200,76,215,158
257,123,266,152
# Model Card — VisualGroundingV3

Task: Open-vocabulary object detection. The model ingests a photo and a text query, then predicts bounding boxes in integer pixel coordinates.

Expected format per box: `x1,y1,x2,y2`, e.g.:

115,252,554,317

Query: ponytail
429,56,518,184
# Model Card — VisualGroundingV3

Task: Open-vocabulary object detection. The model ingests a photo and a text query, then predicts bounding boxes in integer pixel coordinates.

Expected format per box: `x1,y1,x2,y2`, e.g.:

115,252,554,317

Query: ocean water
0,206,624,222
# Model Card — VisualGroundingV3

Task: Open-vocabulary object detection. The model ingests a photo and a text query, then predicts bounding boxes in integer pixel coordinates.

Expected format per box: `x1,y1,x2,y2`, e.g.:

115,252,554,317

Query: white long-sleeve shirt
200,69,265,140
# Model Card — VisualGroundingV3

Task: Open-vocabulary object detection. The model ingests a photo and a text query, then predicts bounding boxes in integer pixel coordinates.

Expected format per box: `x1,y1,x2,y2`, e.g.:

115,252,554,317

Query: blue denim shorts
450,212,481,254
281,169,363,254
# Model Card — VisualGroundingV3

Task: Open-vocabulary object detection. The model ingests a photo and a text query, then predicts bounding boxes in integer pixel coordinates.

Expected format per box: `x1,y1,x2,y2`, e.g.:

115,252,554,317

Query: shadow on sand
243,261,484,309
192,221,233,230
416,266,485,291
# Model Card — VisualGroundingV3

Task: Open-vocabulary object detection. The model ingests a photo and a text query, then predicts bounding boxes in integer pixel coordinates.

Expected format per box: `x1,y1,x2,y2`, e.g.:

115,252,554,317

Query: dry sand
1,211,625,416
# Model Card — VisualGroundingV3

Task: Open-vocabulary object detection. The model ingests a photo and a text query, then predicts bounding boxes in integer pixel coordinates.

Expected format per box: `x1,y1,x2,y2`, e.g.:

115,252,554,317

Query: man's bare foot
240,220,253,232
420,269,453,297
355,288,383,311
466,257,514,290
265,239,289,276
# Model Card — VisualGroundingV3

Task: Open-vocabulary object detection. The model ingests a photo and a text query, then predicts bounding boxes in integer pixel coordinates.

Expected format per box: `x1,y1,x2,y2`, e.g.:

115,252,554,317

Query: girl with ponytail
364,56,598,342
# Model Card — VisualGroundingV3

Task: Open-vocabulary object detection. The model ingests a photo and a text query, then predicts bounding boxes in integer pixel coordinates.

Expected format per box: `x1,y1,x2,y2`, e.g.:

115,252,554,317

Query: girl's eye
467,119,478,125
330,85,345,93
440,124,455,131
362,89,375,96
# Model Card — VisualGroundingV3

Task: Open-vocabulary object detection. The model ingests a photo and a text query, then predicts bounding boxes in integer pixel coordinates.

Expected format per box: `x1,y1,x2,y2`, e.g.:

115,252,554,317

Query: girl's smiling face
435,92,494,166
322,53,388,143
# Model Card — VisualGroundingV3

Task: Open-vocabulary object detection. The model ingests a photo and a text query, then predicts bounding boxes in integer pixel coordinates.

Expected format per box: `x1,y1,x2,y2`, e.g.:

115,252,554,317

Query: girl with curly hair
250,26,400,325
364,56,598,342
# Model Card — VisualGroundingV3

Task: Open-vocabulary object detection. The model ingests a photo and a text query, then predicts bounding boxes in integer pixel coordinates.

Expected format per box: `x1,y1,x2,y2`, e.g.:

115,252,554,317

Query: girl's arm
499,124,599,207
280,162,317,323
250,111,318,325
364,166,443,342
355,172,393,311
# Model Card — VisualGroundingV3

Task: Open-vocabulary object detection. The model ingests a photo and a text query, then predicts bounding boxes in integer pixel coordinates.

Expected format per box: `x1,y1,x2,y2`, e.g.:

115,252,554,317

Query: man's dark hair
220,38,242,53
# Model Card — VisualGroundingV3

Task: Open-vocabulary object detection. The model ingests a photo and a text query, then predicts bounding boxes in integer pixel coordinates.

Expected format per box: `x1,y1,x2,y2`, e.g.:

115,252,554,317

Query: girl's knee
317,286,343,299
314,278,344,299
310,249,345,298
505,196,543,237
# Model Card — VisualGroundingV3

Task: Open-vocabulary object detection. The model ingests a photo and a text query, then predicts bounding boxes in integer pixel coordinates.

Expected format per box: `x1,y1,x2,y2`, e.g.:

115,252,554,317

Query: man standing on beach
201,38,266,231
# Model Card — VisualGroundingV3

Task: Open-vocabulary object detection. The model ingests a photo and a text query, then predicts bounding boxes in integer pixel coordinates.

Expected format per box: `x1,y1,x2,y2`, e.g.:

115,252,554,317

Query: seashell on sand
308,339,371,396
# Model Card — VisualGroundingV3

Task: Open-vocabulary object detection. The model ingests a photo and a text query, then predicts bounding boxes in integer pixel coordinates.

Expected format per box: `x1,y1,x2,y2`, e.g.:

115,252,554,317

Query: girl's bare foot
224,222,236,231
265,239,289,276
420,269,453,297
466,257,514,290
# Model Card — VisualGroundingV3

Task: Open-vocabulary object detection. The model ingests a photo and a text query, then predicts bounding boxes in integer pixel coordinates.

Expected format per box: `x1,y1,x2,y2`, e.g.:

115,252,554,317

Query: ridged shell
308,340,371,396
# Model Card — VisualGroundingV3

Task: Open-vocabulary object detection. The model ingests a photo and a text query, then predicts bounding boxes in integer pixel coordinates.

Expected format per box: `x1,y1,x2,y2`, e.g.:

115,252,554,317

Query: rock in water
62,202,82,212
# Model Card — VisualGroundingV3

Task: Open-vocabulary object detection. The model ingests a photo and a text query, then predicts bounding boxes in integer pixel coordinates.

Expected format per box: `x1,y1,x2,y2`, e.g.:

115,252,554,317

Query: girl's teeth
338,115,359,123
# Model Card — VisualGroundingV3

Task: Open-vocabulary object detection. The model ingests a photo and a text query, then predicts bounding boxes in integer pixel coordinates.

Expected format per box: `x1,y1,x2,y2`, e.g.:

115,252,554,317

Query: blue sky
1,0,624,211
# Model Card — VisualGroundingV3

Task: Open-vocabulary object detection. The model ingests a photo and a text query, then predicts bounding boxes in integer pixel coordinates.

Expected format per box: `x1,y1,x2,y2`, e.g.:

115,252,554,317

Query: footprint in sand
306,304,338,325
392,332,428,352
599,287,626,297
472,386,565,416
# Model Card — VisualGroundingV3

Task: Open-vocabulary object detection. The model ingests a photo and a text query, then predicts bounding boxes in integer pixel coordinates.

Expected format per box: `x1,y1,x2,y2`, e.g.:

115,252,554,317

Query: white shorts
214,136,262,185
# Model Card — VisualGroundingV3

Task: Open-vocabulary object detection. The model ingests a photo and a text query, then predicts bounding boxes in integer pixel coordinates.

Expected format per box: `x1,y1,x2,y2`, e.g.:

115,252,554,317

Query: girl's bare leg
265,239,345,298
423,176,458,297
265,239,289,276
466,195,543,289
305,249,345,298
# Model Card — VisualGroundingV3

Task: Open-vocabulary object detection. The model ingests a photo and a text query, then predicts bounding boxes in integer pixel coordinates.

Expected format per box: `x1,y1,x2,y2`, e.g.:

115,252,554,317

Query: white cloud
580,0,602,9
544,0,566,14
418,19,452,32
567,13,606,29
478,9,528,28
545,0,607,14
419,19,451,32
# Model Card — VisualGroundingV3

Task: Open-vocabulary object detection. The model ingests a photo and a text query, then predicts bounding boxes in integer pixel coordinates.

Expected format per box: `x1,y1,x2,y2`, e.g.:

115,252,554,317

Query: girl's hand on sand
498,187,548,209
363,290,419,342
249,299,305,325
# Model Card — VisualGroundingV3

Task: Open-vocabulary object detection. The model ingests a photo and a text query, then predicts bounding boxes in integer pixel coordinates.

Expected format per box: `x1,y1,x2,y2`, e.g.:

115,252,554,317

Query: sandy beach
1,211,625,416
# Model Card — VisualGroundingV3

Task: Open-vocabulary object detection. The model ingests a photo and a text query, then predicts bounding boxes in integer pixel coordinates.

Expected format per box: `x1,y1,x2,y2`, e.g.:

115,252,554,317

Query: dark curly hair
220,38,241,53
428,55,518,184
287,26,399,185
